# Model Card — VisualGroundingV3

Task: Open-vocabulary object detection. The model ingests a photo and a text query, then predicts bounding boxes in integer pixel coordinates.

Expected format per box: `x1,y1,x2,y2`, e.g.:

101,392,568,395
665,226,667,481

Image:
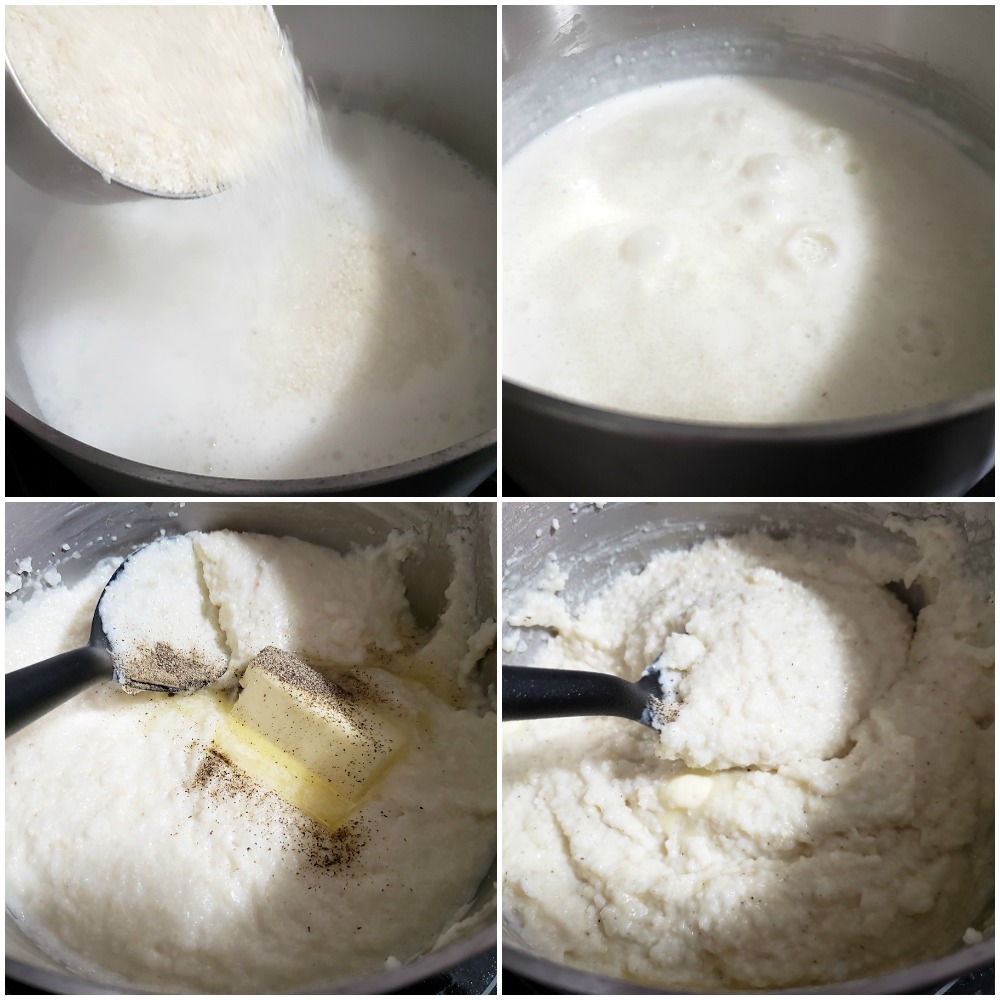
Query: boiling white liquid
14,108,495,479
503,76,993,424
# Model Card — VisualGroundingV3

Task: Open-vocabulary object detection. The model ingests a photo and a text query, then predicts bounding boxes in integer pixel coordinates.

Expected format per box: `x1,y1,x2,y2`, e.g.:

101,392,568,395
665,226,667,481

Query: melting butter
213,647,406,830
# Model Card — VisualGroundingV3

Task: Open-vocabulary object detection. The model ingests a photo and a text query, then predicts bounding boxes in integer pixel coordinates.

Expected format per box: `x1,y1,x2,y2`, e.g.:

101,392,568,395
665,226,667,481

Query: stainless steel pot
502,6,994,496
5,6,497,497
502,501,994,994
6,501,496,994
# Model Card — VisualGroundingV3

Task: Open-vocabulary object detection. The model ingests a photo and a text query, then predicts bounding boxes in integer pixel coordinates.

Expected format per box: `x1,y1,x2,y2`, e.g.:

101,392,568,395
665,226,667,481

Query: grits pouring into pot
502,503,993,991
6,6,496,488
10,107,496,481
6,511,497,993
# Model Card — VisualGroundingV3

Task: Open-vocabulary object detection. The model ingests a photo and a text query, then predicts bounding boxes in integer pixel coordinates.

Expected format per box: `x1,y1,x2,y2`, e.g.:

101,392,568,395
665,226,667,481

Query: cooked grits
7,527,495,993
503,517,993,989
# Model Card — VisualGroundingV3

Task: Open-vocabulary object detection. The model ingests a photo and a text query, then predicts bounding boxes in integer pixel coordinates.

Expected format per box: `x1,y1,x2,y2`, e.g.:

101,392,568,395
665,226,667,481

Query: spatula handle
6,646,112,737
502,665,649,723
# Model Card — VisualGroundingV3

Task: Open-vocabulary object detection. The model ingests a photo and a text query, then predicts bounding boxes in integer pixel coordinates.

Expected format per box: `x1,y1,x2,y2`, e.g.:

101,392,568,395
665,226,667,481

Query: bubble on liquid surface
809,126,849,155
714,106,749,132
743,153,799,186
784,228,837,270
621,225,674,266
741,193,791,222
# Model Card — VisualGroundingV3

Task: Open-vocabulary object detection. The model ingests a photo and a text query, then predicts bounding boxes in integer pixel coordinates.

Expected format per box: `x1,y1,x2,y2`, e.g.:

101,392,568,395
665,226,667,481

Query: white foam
15,107,495,479
503,76,993,424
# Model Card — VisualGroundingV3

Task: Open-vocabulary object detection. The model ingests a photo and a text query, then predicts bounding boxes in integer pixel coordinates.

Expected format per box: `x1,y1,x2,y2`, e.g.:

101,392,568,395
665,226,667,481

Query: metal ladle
5,548,211,736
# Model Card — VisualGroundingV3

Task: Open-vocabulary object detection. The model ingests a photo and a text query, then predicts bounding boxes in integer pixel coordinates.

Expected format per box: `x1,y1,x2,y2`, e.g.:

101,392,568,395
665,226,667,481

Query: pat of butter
660,773,713,811
213,647,406,830
658,807,685,837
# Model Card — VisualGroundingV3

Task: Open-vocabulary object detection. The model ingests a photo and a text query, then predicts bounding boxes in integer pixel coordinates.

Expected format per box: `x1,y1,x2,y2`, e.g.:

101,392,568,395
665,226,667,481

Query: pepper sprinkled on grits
7,520,495,993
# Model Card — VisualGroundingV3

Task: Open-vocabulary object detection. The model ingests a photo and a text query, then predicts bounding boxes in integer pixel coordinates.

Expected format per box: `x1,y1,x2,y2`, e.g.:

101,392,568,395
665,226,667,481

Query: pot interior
501,500,994,994
6,500,497,994
5,6,497,491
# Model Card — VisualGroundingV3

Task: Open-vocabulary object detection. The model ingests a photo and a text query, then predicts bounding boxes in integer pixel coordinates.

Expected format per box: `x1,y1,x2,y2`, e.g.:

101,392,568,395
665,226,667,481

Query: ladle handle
502,665,648,723
5,646,112,737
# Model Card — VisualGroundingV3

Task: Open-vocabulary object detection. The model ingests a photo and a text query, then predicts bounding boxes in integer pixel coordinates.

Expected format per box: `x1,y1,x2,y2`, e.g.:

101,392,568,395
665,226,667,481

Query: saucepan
501,500,994,993
5,500,496,994
5,6,496,496
501,6,994,495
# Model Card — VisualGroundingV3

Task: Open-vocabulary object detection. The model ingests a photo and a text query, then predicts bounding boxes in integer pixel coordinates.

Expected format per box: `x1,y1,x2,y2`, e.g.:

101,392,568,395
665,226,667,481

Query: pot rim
6,927,496,996
503,379,996,442
5,396,497,494
502,937,994,995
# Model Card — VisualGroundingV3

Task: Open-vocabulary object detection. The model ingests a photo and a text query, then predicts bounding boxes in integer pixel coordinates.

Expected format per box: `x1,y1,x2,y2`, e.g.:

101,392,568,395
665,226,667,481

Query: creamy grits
6,527,496,993
503,76,994,423
503,517,993,989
